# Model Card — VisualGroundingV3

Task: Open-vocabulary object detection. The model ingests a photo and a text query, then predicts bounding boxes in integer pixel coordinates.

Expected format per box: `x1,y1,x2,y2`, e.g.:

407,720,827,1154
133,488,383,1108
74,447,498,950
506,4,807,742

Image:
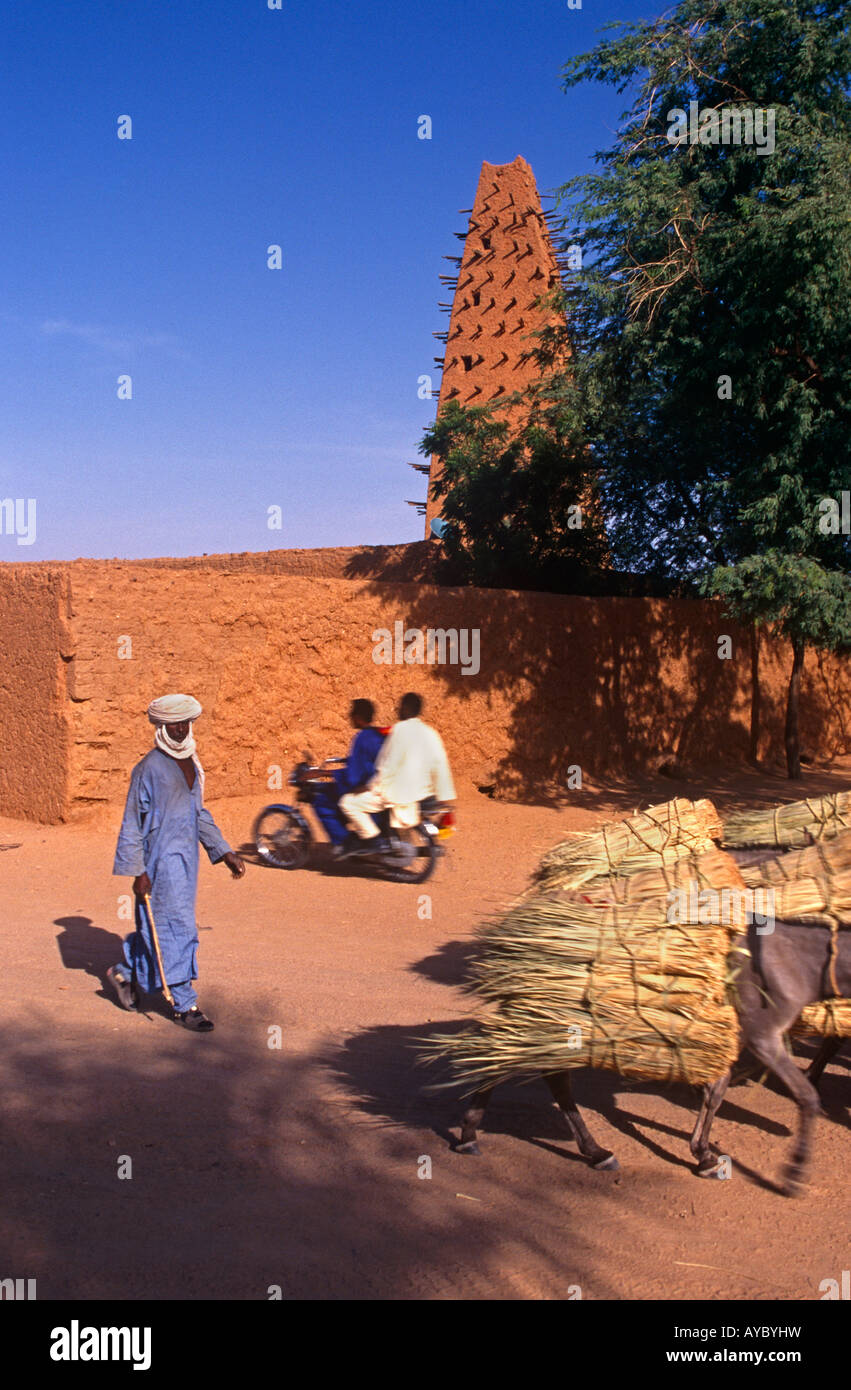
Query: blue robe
313,726,386,844
113,748,231,1006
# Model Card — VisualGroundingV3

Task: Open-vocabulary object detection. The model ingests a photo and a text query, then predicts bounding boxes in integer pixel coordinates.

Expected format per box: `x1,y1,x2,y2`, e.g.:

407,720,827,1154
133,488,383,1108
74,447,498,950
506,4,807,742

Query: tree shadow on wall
342,542,437,584
348,579,851,806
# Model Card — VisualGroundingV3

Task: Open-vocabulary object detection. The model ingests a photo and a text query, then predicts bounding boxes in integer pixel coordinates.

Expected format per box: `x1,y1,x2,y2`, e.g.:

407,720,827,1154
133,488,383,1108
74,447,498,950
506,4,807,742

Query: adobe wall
60,564,851,815
0,568,72,821
2,554,849,822
14,540,437,584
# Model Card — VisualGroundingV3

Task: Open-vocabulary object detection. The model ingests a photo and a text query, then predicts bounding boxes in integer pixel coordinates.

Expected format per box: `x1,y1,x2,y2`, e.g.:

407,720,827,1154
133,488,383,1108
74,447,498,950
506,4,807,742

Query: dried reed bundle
739,829,851,889
747,875,851,928
573,847,743,908
537,798,722,892
794,999,851,1039
721,793,851,850
430,884,745,1092
735,829,851,926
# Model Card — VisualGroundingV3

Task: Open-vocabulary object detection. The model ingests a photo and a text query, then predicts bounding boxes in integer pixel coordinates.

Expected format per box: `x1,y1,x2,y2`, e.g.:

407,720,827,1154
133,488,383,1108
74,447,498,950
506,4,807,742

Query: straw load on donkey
721,792,851,1044
430,794,851,1195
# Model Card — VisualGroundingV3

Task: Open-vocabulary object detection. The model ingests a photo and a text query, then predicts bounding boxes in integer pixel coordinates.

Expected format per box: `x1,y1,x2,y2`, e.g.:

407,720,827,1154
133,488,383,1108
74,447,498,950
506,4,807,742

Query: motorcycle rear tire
379,826,437,885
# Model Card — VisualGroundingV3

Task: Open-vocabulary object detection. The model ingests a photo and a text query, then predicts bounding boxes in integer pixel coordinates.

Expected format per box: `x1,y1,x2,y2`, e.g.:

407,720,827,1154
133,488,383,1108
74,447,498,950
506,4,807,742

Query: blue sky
1,0,659,560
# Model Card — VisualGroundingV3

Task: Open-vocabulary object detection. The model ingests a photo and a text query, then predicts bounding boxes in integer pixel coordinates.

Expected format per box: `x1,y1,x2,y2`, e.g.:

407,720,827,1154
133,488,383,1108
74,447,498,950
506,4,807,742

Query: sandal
174,1006,214,1032
107,965,138,1012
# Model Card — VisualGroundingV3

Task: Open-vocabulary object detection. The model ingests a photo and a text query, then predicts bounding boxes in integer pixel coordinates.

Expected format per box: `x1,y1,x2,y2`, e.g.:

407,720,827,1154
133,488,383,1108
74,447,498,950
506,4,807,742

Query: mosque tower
422,156,568,537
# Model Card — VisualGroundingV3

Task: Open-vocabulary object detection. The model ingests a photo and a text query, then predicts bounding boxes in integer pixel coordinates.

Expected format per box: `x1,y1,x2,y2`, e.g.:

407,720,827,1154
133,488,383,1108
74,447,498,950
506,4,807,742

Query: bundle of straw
744,874,851,928
794,999,851,1039
721,793,851,850
572,847,743,909
738,829,851,890
431,884,745,1092
736,829,851,926
537,798,722,893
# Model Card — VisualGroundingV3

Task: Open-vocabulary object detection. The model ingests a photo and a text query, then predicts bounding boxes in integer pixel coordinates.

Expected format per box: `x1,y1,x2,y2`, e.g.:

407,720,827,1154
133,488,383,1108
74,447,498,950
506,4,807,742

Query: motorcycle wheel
253,806,312,870
379,825,437,884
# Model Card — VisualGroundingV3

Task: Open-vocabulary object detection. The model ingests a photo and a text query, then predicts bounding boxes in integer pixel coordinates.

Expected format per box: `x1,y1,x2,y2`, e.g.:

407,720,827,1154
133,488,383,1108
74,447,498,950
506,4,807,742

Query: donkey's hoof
592,1153,619,1172
456,1140,481,1156
696,1157,726,1179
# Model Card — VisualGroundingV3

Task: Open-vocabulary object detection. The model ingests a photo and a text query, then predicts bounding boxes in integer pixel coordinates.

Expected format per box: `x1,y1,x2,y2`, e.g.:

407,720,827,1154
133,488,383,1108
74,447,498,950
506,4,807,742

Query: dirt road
1,766,848,1301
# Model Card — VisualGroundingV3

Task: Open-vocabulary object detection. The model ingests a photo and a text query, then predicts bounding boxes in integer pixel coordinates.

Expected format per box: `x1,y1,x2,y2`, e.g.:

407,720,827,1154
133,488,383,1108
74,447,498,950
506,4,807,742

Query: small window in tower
482,236,491,250
472,290,481,306
462,355,474,372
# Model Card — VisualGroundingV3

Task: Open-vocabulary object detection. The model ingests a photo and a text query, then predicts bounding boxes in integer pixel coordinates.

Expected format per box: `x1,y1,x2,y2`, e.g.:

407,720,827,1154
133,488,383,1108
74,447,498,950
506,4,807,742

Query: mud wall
61,564,851,815
17,541,438,584
0,568,72,821
2,555,849,822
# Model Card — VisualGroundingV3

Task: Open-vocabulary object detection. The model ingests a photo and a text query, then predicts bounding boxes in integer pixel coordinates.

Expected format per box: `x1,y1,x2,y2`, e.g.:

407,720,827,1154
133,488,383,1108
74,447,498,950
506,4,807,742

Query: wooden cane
141,893,174,1007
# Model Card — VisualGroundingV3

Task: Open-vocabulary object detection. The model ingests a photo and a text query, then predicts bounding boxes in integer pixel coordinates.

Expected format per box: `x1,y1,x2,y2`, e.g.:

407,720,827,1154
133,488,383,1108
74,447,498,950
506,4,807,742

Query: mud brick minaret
424,156,566,536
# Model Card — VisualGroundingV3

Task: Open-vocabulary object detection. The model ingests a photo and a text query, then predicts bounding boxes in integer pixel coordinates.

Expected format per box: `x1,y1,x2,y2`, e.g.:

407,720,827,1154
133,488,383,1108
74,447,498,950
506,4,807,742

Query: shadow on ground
0,1000,616,1299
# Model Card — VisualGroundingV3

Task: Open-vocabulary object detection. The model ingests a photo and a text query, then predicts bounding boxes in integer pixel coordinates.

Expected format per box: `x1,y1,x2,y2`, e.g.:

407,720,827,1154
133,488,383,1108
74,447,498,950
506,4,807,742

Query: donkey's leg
747,1033,824,1195
545,1072,619,1171
456,1086,493,1155
690,1071,732,1177
806,1037,842,1091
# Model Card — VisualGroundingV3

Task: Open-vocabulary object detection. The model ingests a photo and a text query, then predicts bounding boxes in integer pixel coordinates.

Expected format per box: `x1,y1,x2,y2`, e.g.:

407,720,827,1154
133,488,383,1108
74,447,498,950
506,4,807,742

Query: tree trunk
784,638,805,779
749,623,761,764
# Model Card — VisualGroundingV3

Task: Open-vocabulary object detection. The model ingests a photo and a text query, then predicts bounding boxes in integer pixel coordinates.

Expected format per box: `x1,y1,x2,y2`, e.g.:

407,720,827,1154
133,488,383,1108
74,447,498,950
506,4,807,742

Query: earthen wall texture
12,541,438,584
0,568,72,821
54,563,851,818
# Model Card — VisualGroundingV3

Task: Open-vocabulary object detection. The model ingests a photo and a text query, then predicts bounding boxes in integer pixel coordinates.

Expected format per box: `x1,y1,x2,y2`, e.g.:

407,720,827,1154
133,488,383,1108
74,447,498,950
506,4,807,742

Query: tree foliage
547,0,851,580
420,399,609,591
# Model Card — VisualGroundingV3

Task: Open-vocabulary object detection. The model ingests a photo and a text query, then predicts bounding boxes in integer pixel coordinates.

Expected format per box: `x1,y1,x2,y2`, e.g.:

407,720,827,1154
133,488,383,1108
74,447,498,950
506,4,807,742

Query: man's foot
347,836,388,857
331,834,358,860
174,1006,214,1032
106,965,138,1012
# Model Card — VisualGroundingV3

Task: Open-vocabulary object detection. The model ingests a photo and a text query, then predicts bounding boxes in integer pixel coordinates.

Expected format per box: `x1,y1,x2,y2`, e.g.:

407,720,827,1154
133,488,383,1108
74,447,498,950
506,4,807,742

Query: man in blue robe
308,699,386,855
107,693,244,1031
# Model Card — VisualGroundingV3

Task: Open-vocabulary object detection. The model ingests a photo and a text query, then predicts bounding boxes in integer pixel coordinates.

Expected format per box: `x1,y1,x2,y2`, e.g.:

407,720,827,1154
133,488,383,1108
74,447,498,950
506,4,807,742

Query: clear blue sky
1,0,659,560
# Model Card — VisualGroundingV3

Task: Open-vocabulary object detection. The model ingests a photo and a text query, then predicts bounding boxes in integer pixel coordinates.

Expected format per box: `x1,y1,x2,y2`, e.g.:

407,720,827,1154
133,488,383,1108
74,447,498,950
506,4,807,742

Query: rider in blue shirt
311,699,386,851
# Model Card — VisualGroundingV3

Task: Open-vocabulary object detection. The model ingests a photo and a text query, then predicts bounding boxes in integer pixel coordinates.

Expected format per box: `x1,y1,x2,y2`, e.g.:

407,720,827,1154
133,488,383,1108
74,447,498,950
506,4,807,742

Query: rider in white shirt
339,692,455,851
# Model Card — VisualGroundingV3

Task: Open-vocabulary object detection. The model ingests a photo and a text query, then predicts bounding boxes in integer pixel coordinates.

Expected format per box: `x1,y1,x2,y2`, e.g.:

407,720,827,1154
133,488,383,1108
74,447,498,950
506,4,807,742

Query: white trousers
339,790,419,837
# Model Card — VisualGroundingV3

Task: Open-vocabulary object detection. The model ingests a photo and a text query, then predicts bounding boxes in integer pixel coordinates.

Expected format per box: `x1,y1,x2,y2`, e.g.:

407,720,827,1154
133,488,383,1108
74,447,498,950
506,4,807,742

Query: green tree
547,0,851,582
420,398,608,592
704,553,851,777
425,1,849,581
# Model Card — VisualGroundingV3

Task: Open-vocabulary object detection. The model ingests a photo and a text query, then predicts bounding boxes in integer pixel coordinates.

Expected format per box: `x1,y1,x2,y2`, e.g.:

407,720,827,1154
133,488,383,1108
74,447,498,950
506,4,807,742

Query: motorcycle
252,755,455,884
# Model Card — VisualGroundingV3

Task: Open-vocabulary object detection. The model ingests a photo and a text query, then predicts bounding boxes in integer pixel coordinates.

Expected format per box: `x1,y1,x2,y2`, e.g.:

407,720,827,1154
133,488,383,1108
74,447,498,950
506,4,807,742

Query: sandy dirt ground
1,762,849,1302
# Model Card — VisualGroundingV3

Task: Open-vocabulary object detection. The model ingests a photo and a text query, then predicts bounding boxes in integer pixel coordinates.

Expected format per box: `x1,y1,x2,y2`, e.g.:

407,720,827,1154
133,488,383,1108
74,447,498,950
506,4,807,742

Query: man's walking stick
141,893,174,1007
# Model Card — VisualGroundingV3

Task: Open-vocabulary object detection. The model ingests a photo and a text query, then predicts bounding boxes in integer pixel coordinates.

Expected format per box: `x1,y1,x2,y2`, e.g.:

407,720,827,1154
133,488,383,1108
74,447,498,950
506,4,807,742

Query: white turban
147,694,205,796
147,694,202,726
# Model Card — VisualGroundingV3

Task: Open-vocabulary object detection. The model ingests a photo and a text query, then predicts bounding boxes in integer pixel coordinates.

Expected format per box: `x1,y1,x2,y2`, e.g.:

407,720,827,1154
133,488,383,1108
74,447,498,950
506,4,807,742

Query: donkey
456,890,850,1195
689,915,850,1193
808,1034,845,1086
